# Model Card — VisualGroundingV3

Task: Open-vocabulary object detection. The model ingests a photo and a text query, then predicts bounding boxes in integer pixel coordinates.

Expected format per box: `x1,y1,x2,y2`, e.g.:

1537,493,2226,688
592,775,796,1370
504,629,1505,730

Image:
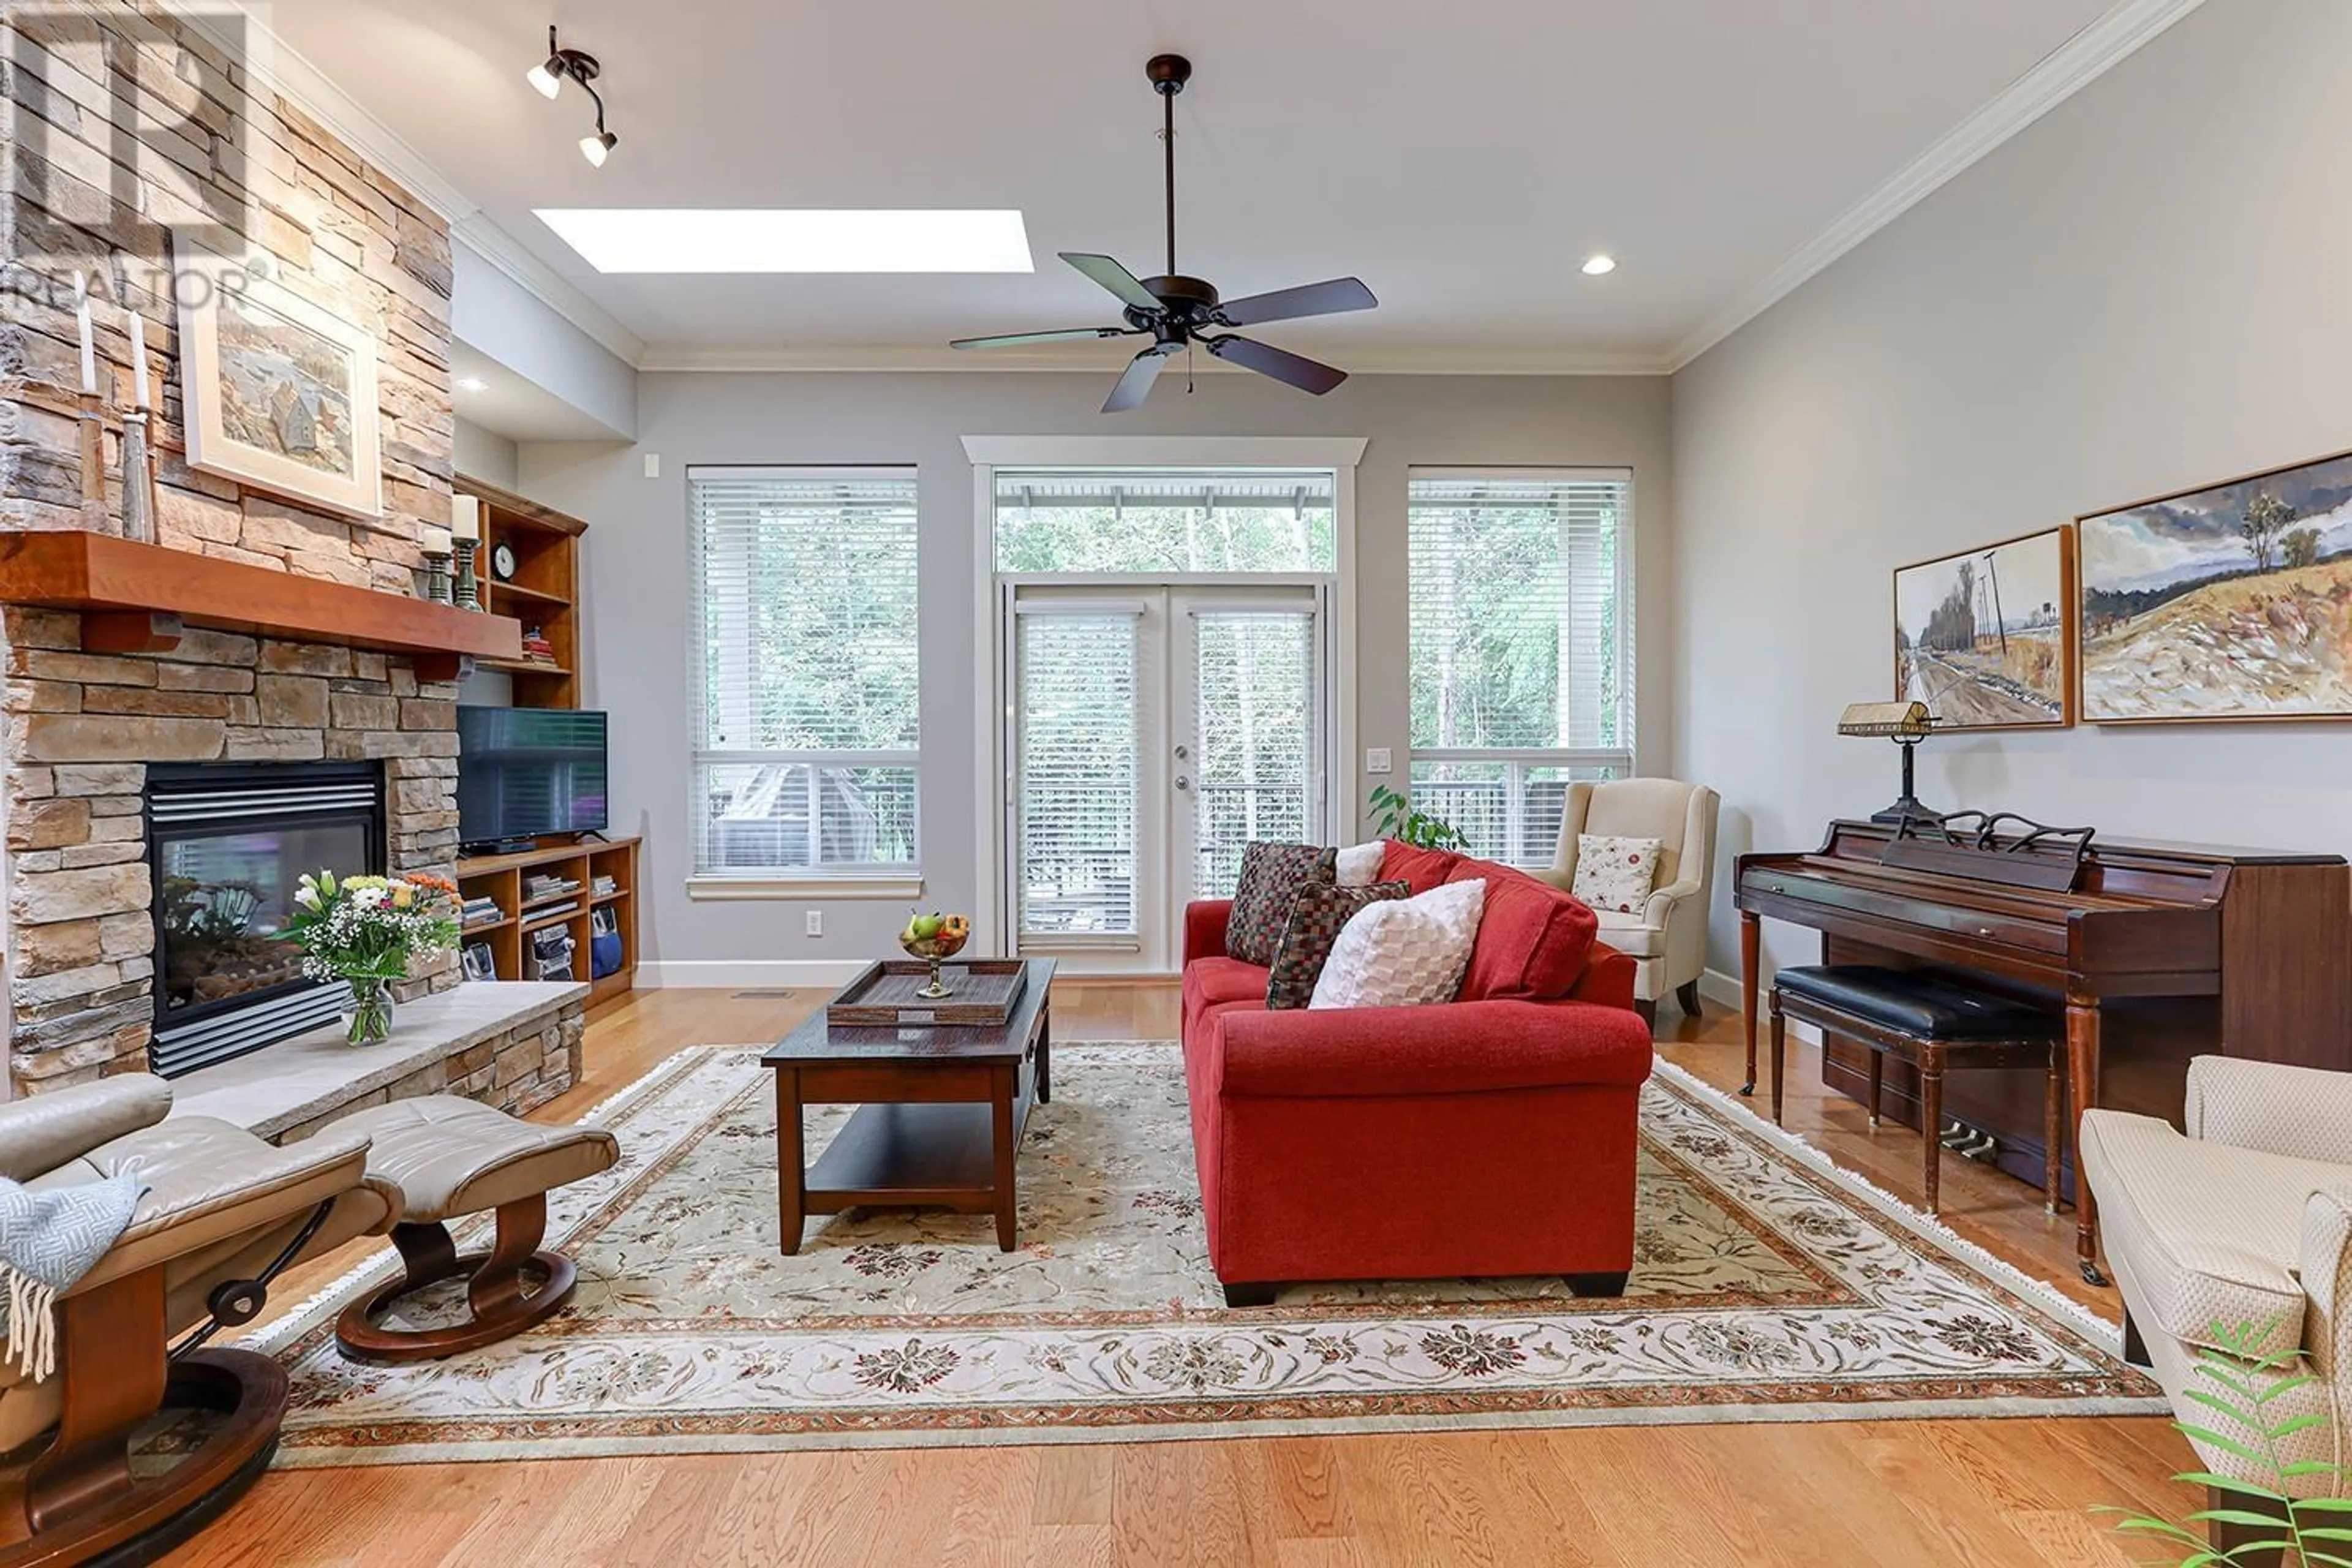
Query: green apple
910,913,944,940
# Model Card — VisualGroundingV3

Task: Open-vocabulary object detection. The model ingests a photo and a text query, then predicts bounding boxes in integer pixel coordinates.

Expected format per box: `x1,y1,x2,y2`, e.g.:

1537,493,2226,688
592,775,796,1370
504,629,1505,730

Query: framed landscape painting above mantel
174,247,382,519
1893,526,2075,731
2078,448,2352,724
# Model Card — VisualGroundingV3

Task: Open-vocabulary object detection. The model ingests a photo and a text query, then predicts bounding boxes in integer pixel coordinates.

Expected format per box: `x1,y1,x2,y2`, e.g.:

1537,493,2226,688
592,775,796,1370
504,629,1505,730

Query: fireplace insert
146,760,386,1077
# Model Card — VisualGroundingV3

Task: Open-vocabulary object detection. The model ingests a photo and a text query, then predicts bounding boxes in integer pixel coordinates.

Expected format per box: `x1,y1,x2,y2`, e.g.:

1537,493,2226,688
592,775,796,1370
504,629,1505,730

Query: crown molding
635,344,1672,376
1665,0,2210,372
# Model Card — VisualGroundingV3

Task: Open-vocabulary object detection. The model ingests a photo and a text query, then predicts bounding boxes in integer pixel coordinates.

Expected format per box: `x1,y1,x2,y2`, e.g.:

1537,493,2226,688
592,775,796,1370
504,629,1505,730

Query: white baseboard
637,960,869,990
1696,967,1823,1045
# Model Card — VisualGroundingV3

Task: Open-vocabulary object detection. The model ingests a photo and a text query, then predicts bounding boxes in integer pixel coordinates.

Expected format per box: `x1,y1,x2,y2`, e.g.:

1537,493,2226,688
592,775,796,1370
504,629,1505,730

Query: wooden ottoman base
334,1194,577,1364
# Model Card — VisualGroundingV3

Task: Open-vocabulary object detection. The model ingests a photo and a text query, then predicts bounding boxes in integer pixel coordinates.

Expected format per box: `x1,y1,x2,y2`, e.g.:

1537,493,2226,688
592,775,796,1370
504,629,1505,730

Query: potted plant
1368,783,1468,851
284,870,462,1045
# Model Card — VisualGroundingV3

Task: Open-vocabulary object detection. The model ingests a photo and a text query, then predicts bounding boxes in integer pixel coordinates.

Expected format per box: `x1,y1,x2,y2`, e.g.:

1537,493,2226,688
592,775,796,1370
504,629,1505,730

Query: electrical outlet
1365,747,1393,775
643,452,661,479
804,910,823,938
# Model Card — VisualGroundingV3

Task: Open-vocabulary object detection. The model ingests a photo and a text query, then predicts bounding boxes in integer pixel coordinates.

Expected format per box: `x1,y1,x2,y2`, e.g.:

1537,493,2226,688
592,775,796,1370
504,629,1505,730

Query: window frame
1404,466,1637,870
685,464,923,897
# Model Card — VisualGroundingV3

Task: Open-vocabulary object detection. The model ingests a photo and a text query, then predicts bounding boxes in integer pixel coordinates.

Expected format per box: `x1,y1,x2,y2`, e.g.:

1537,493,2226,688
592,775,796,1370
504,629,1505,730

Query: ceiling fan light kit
951,53,1378,413
527,24,617,167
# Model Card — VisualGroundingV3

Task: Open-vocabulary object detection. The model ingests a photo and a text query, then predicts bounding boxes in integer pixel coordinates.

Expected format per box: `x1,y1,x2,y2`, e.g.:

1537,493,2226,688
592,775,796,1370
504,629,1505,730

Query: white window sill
687,875,924,902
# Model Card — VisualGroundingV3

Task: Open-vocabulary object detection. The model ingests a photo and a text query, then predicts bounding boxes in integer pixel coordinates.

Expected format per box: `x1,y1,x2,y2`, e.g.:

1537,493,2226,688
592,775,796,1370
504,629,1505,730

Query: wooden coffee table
764,957,1054,1254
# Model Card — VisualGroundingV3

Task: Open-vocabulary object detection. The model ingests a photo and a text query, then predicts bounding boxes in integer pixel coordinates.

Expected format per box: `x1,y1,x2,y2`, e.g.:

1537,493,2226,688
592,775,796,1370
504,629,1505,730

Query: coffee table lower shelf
805,1101,1023,1208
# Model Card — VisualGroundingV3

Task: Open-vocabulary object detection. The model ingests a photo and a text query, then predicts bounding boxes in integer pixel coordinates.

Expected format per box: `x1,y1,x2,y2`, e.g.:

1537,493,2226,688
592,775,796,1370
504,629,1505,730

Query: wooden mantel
0,531,521,682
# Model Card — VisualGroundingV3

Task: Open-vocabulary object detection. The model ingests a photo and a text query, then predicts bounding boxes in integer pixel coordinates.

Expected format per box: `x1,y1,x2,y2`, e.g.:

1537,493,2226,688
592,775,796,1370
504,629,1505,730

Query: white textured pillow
1572,834,1664,914
1335,841,1386,887
1309,878,1488,1009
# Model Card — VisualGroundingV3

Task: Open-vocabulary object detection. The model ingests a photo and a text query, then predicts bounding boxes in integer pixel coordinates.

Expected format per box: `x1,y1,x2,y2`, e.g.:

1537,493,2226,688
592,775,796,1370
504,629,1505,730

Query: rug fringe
1645,1055,2125,1354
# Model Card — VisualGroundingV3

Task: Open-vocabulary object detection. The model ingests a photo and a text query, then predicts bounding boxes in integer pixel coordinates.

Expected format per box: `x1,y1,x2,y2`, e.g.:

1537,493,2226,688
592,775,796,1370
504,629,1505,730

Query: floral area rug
252,1043,2160,1464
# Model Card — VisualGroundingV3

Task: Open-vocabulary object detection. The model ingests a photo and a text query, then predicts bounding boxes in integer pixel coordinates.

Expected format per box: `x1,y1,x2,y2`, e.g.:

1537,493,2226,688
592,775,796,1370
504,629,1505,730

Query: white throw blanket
0,1175,143,1381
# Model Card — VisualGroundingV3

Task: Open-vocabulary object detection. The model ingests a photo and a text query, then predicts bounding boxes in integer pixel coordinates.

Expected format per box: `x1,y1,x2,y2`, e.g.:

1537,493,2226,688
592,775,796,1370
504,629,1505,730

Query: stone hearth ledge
167,981,589,1143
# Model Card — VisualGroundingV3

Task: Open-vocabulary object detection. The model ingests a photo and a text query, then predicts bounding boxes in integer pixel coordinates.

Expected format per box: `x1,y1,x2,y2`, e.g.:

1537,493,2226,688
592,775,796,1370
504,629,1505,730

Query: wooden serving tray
827,959,1028,1028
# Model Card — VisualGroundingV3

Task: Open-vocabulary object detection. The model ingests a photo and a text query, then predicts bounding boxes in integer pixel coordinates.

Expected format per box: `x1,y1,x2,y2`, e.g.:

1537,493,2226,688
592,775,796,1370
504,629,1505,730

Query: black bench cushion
1774,965,2058,1042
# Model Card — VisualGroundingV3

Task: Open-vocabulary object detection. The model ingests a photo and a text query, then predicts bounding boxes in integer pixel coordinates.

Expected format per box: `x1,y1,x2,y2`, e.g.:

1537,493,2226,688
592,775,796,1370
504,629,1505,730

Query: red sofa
1180,842,1655,1306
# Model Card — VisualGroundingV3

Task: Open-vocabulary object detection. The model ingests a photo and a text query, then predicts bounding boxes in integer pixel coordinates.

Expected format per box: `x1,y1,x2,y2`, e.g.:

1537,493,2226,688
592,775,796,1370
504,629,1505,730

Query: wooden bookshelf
455,835,638,1008
457,475,584,709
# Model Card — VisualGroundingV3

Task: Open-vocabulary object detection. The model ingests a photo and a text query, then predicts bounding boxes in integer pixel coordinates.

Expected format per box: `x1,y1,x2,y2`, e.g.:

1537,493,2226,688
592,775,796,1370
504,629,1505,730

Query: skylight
533,209,1033,274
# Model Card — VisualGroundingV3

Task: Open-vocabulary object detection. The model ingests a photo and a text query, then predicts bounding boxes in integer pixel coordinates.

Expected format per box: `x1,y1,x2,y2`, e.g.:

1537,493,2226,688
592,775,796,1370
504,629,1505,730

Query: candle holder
451,538,483,611
421,550,455,606
76,391,108,530
119,410,156,545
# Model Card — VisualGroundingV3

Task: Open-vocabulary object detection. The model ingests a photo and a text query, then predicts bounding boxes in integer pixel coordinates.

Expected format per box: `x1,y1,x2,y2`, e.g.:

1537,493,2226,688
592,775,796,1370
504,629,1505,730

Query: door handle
1175,775,1192,791
1174,744,1191,761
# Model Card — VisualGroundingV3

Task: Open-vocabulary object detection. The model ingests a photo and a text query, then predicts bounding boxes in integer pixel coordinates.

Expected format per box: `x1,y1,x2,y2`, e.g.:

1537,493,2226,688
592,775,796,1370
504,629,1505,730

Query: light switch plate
1365,747,1393,775
643,452,661,479
804,910,823,937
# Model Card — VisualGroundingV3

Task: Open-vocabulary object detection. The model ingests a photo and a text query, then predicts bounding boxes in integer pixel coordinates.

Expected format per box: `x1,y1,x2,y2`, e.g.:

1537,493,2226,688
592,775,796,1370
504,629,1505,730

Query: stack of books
523,873,581,903
519,627,558,665
591,873,619,897
461,895,505,929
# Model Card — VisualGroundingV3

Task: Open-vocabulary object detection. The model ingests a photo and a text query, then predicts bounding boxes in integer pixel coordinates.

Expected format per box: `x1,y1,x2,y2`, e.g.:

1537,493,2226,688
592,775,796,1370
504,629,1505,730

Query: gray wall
452,239,639,440
521,371,1670,974
1670,0,2352,980
453,419,519,487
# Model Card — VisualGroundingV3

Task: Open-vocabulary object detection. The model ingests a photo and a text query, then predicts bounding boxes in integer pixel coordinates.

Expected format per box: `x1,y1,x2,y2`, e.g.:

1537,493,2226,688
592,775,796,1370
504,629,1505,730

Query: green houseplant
1368,783,1468,851
2101,1317,2350,1566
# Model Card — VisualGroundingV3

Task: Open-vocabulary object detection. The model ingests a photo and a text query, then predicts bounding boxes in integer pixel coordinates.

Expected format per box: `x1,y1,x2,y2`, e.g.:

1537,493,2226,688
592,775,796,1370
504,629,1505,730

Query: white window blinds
689,468,920,876
1406,470,1634,868
994,467,1336,573
1016,608,1139,939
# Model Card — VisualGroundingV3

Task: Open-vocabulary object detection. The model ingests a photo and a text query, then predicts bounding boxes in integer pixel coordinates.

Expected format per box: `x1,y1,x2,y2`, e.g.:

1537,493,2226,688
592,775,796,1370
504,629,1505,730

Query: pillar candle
421,525,454,554
127,312,151,409
451,495,480,540
74,274,97,394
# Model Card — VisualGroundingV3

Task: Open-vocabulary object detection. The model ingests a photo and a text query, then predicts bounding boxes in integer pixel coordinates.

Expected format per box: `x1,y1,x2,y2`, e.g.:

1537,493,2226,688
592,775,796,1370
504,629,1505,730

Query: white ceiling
265,0,2135,369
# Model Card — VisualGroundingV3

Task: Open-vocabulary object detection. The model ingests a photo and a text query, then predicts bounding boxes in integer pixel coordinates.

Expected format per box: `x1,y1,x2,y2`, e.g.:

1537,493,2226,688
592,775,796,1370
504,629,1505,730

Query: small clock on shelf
489,540,519,581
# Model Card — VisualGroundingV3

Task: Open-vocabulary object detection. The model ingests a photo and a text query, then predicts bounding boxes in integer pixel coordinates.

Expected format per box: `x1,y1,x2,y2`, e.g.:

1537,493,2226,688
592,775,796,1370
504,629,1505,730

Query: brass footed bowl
899,928,969,998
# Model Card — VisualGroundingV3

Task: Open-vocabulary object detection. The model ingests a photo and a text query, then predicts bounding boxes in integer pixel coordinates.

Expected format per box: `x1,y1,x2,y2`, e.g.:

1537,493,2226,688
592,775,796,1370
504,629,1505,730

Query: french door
1004,581,1329,971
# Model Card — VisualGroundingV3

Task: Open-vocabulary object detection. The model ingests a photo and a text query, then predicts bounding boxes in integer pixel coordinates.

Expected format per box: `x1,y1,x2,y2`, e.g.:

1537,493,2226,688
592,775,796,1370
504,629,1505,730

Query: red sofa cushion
1379,840,1463,894
1444,858,1600,1002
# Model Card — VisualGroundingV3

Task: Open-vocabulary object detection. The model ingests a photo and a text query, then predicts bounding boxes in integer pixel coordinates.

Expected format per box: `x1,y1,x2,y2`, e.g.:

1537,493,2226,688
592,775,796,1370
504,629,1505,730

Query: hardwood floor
167,983,2196,1567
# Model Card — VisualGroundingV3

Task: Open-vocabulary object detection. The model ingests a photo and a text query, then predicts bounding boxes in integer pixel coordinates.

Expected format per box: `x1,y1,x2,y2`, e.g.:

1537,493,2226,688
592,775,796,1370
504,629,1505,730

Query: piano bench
1768,964,2065,1218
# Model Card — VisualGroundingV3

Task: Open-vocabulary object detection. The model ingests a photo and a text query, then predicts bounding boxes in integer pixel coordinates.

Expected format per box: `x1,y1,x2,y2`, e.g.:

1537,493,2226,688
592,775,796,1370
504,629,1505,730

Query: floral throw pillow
1226,842,1338,967
1266,880,1410,1008
1572,834,1665,915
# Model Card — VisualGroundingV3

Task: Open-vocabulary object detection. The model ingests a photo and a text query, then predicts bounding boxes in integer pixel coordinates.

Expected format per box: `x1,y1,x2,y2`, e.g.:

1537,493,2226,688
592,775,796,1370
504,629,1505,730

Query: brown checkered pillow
1225,842,1339,967
1266,880,1411,1008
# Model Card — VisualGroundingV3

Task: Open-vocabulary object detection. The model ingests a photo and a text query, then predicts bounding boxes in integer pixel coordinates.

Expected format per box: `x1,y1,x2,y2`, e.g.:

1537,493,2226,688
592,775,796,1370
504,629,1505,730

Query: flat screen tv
456,707,609,845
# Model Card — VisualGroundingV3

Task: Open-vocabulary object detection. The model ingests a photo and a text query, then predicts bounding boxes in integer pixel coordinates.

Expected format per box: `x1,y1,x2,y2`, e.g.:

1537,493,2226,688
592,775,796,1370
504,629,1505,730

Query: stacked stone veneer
1,4,464,1095
268,1000,586,1145
5,610,464,1092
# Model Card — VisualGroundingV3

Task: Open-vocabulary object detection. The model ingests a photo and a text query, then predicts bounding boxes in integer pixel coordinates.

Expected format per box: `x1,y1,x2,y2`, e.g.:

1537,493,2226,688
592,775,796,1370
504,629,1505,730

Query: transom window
993,467,1336,574
688,467,919,879
1406,469,1635,869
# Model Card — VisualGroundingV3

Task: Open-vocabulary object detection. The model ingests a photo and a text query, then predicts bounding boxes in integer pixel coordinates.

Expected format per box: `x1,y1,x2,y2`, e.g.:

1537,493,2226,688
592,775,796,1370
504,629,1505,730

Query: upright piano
1736,818,2351,1281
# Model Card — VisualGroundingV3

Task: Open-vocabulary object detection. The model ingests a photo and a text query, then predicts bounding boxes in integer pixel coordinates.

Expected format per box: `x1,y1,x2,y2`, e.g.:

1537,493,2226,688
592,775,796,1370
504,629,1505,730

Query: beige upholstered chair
0,1077,398,1566
1545,778,1719,1023
2079,1057,2352,1538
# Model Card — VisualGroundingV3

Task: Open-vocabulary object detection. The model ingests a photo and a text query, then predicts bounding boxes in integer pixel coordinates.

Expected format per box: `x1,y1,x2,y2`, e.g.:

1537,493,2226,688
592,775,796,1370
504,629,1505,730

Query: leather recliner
0,1076,398,1567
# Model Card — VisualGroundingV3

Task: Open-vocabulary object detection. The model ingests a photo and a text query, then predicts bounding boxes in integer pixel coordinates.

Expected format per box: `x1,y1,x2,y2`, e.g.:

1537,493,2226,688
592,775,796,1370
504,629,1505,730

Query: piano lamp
1838,701,1939,824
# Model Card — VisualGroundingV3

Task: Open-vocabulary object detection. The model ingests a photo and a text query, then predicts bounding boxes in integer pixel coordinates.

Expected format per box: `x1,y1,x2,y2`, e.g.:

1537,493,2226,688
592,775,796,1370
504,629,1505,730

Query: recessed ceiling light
456,375,489,393
1581,254,1617,276
533,209,1035,274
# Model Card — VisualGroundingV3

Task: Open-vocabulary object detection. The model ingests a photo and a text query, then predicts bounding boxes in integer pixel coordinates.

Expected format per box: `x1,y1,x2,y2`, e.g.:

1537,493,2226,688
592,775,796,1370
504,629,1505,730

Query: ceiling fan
950,53,1378,413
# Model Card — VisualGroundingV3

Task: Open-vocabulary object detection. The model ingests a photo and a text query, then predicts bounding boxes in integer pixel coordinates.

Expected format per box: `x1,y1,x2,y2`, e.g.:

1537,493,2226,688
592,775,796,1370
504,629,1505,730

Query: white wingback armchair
2079,1056,2352,1545
1544,778,1719,1022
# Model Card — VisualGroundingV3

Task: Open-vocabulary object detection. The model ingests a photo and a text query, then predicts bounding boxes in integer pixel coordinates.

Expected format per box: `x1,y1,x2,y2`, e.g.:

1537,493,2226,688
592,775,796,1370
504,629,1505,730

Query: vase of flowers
284,870,462,1046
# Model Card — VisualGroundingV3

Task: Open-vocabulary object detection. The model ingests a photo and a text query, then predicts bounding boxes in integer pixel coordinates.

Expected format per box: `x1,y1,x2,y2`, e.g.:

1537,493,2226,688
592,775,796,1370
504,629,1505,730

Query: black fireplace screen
146,761,386,1076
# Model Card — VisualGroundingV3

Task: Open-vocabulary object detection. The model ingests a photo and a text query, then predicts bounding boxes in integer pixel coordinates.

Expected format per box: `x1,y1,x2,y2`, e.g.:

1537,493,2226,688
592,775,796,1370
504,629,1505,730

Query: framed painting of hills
2078,448,2352,723
1893,527,2074,732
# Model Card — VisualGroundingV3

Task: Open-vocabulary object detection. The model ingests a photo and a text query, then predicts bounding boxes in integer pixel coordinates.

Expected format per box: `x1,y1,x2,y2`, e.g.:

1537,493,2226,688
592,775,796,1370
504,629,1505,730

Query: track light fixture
526,24,617,167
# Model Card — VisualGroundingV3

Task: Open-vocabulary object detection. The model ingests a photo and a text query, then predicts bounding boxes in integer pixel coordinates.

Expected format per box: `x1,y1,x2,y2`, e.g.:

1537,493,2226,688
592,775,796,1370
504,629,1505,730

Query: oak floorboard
154,982,2193,1567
